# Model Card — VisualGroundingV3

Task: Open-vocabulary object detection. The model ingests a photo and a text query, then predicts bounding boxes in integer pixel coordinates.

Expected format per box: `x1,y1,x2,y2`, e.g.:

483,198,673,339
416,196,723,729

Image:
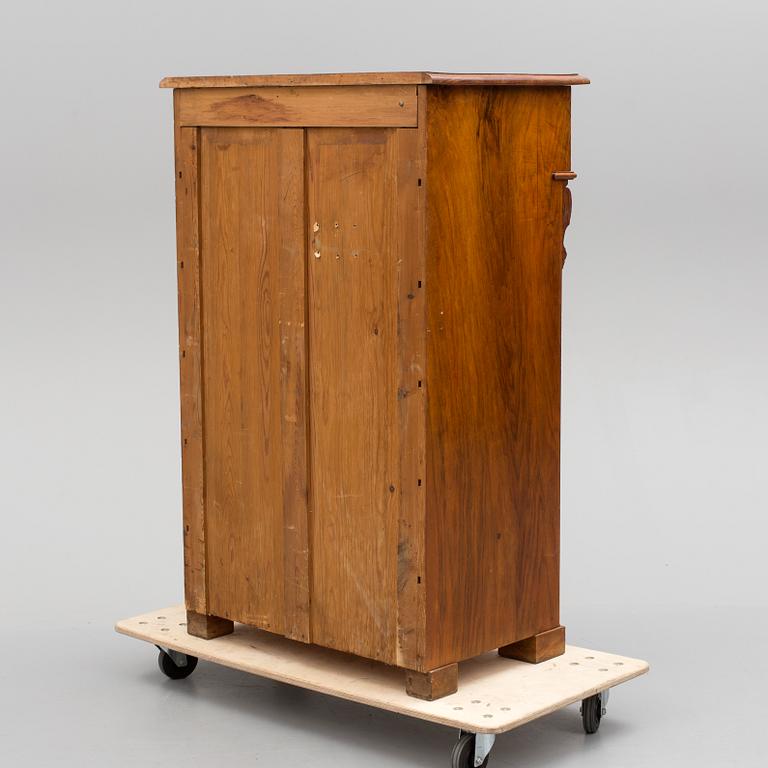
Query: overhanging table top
160,72,590,89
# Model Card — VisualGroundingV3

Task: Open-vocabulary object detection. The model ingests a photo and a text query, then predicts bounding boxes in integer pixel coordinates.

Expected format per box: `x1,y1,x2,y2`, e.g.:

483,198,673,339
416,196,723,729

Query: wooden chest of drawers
162,71,588,699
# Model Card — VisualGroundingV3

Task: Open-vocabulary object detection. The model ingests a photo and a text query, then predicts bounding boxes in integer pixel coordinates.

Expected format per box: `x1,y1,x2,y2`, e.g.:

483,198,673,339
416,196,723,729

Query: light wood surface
306,128,400,664
161,72,590,88
200,127,306,635
177,86,417,127
116,605,648,735
423,86,571,669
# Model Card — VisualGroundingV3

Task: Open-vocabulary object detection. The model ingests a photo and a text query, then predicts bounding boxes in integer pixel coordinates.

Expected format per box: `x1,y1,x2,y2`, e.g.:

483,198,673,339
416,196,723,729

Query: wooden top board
116,605,648,735
160,72,590,88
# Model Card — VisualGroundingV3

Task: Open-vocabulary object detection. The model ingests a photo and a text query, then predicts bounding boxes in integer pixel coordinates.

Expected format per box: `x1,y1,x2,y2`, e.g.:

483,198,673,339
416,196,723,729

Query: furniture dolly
117,606,649,767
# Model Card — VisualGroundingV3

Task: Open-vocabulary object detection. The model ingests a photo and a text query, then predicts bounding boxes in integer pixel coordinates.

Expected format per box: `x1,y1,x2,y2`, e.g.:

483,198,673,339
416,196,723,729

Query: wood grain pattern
200,127,306,635
178,86,417,128
423,86,571,670
404,662,458,701
161,72,590,89
173,99,207,616
306,128,400,664
395,87,428,672
499,625,565,663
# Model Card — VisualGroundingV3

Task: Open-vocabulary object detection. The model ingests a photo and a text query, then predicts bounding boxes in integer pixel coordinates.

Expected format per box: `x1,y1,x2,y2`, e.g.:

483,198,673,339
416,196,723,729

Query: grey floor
3,605,764,767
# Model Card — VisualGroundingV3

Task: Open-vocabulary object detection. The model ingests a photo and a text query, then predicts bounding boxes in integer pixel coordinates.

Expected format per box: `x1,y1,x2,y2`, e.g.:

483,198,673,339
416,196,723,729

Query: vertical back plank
280,130,311,642
306,128,400,664
201,127,305,634
395,110,428,670
173,92,207,615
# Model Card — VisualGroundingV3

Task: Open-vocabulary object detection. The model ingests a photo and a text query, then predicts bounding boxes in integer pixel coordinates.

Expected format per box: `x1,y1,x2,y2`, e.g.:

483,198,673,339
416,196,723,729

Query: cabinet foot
498,625,565,663
186,610,234,639
405,662,458,700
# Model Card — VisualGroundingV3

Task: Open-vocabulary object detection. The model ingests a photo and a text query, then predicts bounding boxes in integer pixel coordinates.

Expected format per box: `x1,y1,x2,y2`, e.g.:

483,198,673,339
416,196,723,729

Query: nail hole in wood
180,261,184,269
417,478,422,486
417,280,422,288
417,576,421,583
178,171,182,179
389,484,395,493
417,380,422,388
417,178,422,186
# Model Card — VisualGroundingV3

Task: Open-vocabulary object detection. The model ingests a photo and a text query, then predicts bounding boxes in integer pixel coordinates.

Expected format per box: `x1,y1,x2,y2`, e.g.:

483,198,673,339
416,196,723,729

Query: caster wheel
157,648,198,680
451,732,489,768
581,692,602,734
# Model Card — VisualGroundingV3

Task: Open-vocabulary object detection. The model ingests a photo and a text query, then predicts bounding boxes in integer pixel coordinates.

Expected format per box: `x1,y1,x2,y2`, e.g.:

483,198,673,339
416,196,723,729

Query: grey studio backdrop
1,1,766,766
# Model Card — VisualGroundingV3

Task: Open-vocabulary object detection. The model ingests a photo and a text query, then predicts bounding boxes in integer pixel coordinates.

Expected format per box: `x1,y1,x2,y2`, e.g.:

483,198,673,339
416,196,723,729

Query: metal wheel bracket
580,688,610,716
155,645,189,668
600,687,610,715
474,733,495,767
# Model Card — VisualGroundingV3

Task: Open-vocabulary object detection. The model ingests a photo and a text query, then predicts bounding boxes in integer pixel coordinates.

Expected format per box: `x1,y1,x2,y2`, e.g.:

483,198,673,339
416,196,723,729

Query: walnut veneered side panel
423,87,570,669
200,127,308,635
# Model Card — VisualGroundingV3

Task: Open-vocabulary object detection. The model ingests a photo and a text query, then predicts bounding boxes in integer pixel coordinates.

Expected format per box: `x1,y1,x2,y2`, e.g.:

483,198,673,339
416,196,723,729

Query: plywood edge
116,606,649,735
160,72,590,89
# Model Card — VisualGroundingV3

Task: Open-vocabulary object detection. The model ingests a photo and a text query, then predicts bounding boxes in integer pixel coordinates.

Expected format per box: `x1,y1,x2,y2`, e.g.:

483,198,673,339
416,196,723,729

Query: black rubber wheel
451,732,489,768
157,648,198,680
581,693,602,734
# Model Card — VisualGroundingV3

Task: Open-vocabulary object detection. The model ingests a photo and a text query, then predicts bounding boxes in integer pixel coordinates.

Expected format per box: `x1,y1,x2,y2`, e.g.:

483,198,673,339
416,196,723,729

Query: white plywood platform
116,605,649,735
